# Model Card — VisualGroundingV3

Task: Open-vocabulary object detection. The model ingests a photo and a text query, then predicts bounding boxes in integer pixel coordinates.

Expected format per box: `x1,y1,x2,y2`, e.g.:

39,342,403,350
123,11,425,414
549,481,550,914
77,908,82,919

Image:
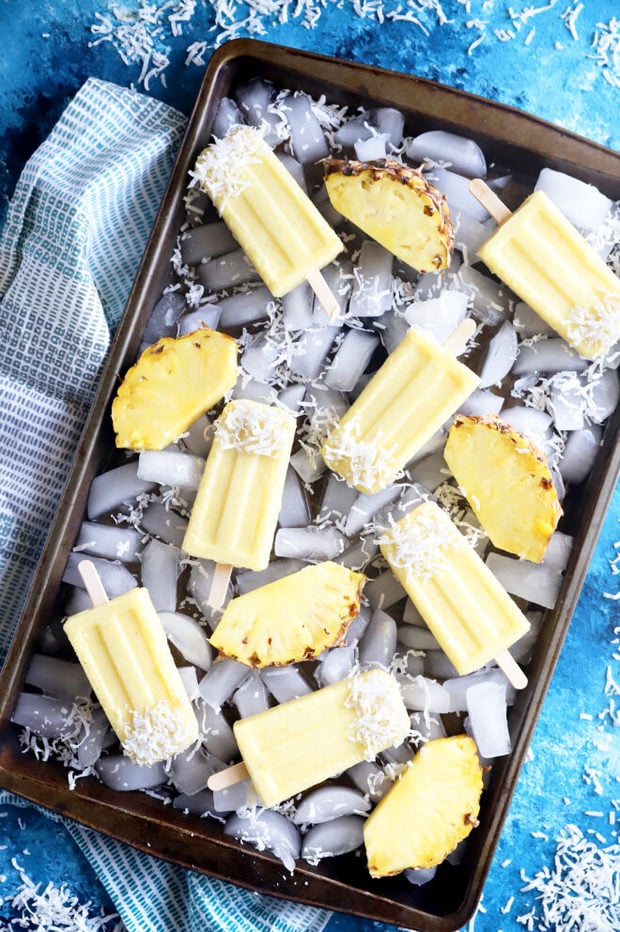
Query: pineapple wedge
210,561,365,667
112,328,237,450
444,414,562,563
323,157,453,272
363,735,483,876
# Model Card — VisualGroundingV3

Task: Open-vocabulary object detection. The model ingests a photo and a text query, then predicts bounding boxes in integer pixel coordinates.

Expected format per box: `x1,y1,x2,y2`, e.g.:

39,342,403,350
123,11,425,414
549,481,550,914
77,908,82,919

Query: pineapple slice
112,328,237,450
363,735,483,876
323,157,453,272
210,561,365,667
444,414,563,563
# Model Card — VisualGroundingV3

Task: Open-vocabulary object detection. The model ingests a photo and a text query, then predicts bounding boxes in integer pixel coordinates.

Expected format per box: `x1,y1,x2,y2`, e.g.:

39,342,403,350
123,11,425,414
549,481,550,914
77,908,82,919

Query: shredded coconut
322,420,401,493
214,399,289,456
122,699,196,766
344,674,406,759
190,126,265,211
376,505,456,582
566,292,620,359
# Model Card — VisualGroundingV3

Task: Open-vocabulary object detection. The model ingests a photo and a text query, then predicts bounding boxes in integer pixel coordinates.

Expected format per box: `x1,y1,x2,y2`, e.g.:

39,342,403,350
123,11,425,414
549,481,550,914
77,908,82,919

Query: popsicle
321,321,480,494
192,126,344,315
208,669,410,808
470,179,620,360
379,501,530,688
182,399,297,592
64,561,198,765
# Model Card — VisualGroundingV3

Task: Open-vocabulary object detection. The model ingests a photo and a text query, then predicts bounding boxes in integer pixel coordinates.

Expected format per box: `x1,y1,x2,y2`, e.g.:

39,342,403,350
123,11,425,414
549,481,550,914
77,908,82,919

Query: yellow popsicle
474,186,620,360
379,501,530,679
232,669,410,808
64,585,198,765
321,326,480,494
193,126,343,309
182,399,296,572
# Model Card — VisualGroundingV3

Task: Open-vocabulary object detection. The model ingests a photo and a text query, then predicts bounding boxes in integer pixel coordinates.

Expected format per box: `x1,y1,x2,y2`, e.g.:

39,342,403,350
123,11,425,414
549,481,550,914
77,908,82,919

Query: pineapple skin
111,328,238,450
323,157,454,273
444,414,563,563
363,735,483,876
210,561,365,667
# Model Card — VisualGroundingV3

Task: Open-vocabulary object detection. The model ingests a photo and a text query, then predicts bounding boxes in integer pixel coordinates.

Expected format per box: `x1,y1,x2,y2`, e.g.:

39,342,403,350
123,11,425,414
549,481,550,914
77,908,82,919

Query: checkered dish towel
0,77,330,932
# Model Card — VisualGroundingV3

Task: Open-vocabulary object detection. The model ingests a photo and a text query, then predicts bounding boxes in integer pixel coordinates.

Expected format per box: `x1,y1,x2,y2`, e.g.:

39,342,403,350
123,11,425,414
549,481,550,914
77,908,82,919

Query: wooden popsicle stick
494,648,528,690
77,560,109,607
208,562,233,610
207,760,250,791
469,178,512,224
306,267,340,319
442,316,476,356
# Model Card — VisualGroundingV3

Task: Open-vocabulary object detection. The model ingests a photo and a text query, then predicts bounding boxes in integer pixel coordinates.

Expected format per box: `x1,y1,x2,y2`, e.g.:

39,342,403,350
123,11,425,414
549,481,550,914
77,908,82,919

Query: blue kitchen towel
0,77,330,932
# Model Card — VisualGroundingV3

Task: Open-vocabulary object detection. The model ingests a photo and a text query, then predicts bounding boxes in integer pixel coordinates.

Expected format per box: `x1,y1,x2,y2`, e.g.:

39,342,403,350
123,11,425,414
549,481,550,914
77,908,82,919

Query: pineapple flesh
112,328,238,450
323,157,454,273
363,734,483,876
210,561,365,667
444,414,563,563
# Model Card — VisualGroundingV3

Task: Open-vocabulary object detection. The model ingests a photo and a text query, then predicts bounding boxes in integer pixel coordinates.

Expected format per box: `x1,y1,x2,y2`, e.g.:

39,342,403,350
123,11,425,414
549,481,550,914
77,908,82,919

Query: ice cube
138,450,205,490
289,326,340,381
398,675,451,713
140,292,186,349
301,816,365,863
239,333,280,383
559,424,602,485
97,755,166,791
87,462,155,520
158,611,212,670
278,466,311,529
324,328,379,392
177,304,222,335
454,213,496,261
141,538,179,611
457,388,504,418
198,248,260,291
211,97,243,139
364,571,407,610
198,658,249,712
404,292,469,344
276,151,307,192
535,167,612,231
513,301,555,337
24,655,90,702
75,521,142,564
274,525,346,561
218,286,274,330
140,501,188,548
314,644,357,687
234,77,281,146
458,265,510,326
318,473,358,526
169,746,219,796
194,700,238,762
224,810,301,872
513,338,588,376
63,553,137,599
397,626,440,651
429,167,490,221
348,241,393,318
180,221,237,266
358,609,397,668
276,383,306,413
479,320,518,388
233,671,270,718
235,558,305,596
486,551,562,609
466,681,511,758
345,484,402,537
262,666,313,703
283,91,329,163
407,131,487,178
180,414,213,458
293,786,371,825
282,281,315,330
354,133,388,161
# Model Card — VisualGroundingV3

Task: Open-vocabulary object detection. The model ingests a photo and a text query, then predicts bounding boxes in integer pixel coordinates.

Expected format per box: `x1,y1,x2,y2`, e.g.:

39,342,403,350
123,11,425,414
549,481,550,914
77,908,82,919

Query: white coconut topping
323,420,401,492
344,674,407,760
214,400,288,456
377,507,455,583
191,126,265,211
122,700,195,766
566,292,620,358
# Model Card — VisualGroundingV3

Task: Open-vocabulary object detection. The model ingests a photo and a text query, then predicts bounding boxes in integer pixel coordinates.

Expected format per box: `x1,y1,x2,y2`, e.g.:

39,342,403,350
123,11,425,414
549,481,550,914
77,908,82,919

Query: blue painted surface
0,1,619,930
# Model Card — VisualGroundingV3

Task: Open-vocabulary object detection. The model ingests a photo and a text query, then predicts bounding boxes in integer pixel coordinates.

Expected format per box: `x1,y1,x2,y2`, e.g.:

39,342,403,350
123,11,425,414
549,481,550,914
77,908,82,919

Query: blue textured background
0,1,618,930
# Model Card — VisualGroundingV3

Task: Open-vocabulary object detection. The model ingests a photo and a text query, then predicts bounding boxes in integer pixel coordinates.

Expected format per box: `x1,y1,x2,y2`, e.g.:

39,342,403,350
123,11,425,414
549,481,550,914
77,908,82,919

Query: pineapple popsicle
182,399,296,573
470,180,620,360
211,669,410,809
379,501,530,687
192,126,343,315
322,323,480,494
64,561,198,765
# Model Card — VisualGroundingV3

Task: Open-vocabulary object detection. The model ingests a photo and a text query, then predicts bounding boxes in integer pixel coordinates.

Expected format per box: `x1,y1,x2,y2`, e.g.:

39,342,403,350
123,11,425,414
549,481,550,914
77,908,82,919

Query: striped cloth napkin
0,77,330,932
